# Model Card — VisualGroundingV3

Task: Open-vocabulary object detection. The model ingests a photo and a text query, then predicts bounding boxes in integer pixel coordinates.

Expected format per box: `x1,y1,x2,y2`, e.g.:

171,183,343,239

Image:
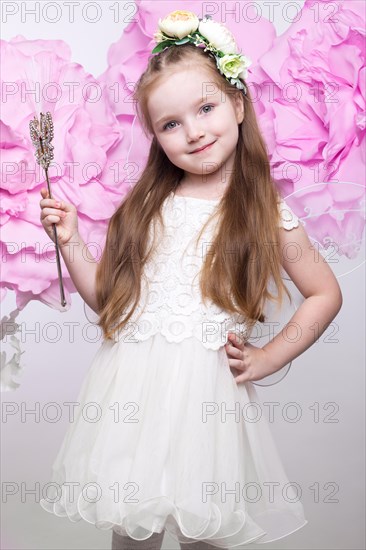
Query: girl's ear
234,93,245,124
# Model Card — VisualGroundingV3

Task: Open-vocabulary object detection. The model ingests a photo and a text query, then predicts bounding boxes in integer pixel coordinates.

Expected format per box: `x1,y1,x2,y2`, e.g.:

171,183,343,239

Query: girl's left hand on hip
224,332,273,384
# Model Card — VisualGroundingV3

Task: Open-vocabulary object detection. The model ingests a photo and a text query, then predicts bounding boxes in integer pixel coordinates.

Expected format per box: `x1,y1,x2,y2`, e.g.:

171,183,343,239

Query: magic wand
29,111,67,307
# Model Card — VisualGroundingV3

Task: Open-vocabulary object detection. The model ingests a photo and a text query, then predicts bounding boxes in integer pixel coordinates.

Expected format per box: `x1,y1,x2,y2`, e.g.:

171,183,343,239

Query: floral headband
152,11,252,95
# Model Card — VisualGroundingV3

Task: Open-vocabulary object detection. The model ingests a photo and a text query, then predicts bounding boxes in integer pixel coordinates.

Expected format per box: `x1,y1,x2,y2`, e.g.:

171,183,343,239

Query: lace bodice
114,193,301,350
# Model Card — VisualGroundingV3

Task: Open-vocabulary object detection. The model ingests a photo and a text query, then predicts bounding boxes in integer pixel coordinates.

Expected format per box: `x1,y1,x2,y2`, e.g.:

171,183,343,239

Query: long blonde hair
95,44,291,341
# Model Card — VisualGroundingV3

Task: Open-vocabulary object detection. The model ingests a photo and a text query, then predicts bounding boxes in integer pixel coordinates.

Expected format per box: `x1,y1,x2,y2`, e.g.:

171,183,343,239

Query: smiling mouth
190,141,216,154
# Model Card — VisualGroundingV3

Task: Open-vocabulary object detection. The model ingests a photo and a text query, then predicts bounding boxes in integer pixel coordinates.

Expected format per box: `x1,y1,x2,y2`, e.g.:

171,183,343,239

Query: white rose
199,17,238,54
217,54,249,80
158,10,199,40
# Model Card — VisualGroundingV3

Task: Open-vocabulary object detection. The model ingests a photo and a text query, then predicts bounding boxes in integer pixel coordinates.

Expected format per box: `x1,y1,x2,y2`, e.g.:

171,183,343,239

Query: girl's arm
59,232,99,314
39,188,100,315
262,223,343,371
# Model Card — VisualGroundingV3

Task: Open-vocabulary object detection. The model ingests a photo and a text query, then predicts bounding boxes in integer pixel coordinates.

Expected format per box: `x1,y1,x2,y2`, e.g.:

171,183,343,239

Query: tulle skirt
40,333,308,548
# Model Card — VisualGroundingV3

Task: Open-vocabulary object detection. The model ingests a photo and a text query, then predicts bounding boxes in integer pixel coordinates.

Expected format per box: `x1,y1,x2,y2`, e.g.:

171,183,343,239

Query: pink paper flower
0,36,123,311
251,0,365,258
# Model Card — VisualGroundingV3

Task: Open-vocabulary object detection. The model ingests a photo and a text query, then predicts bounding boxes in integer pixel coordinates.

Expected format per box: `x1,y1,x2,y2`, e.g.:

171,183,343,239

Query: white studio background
1,1,365,550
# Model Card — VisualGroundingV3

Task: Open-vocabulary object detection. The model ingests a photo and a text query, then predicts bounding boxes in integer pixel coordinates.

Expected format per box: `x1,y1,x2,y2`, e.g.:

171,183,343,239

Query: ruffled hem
40,492,308,548
40,333,308,548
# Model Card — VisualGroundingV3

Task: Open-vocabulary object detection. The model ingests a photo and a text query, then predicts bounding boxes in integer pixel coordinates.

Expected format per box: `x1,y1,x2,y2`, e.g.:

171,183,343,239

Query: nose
186,120,205,143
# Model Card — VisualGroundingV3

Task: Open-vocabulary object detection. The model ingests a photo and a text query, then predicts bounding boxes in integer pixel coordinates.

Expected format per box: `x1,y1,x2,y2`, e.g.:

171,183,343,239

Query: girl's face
148,67,244,188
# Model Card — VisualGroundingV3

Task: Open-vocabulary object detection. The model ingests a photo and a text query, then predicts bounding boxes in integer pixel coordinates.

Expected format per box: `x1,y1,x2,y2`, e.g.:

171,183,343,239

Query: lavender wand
29,111,67,307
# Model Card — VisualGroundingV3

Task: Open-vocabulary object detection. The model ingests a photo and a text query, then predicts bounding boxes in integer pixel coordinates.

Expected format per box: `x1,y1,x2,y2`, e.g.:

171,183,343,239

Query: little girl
39,11,343,550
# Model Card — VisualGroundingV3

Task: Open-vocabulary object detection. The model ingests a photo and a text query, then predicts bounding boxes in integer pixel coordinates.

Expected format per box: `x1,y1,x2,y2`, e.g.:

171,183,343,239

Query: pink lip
190,141,216,154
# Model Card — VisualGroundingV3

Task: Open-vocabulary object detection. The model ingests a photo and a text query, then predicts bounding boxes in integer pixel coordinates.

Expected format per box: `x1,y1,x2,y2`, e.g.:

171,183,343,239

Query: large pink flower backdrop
0,0,365,387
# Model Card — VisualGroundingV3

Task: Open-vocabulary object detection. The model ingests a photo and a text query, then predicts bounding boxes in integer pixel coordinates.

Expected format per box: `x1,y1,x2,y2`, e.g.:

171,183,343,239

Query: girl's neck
176,179,228,201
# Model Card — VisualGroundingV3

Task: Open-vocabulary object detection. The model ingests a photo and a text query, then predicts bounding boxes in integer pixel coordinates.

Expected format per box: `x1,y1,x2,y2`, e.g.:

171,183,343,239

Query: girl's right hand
39,188,79,246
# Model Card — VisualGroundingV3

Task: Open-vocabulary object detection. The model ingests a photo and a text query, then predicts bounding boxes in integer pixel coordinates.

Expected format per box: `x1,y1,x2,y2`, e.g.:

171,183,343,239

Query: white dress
40,192,308,548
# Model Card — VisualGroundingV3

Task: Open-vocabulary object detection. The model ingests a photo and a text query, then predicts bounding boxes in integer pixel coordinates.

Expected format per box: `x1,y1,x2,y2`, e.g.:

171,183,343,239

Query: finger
40,198,63,210
225,343,242,359
228,358,245,370
234,372,251,384
40,205,62,217
227,335,245,353
228,332,245,349
43,214,63,225
42,208,65,222
230,366,240,375
227,333,237,349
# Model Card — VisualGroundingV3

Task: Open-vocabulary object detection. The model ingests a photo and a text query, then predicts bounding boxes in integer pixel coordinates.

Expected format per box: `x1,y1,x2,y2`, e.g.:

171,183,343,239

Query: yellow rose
158,10,199,40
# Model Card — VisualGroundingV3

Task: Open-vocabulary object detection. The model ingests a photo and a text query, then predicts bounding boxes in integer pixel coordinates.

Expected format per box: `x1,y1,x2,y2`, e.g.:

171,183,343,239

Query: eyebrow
154,97,214,127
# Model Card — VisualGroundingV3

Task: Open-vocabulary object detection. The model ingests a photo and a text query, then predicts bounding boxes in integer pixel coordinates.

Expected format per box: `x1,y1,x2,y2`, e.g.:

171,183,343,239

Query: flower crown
151,11,252,95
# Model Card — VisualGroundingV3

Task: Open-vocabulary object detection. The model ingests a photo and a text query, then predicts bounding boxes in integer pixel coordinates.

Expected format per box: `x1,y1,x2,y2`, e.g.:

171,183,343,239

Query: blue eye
163,121,177,131
162,104,215,131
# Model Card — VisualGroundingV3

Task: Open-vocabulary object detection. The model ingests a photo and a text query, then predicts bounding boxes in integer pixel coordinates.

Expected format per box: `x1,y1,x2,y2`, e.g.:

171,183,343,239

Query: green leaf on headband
174,37,191,45
151,40,174,54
